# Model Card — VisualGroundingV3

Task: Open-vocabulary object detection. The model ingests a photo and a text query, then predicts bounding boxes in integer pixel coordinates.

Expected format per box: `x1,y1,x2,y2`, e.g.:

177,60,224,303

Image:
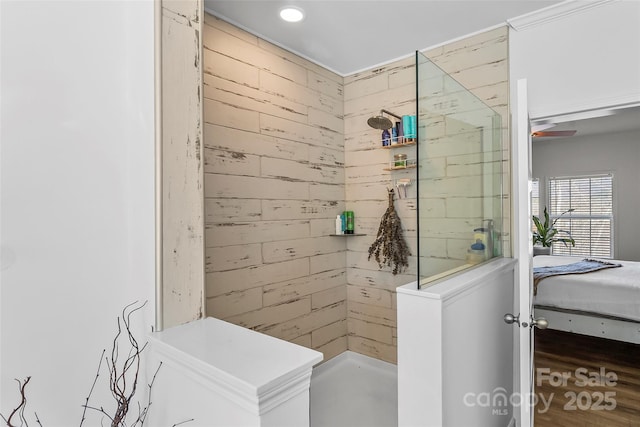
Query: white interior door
513,78,535,427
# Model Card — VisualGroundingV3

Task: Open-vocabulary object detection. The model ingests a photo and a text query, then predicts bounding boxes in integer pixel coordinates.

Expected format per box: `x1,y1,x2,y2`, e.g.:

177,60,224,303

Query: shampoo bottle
382,129,391,146
391,126,398,145
402,115,412,140
345,211,354,234
410,115,417,140
335,215,343,235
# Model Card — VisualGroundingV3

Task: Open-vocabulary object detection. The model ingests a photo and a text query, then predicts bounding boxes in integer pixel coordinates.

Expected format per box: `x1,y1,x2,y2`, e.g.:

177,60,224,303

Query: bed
532,255,640,344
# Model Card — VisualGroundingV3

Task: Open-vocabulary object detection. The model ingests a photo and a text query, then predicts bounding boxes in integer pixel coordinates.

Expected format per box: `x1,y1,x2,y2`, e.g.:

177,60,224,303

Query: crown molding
529,93,640,122
508,0,614,31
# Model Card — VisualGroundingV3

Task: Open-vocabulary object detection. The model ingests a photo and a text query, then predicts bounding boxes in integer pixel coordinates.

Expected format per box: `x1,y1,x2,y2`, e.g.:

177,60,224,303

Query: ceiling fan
530,121,576,139
531,129,577,138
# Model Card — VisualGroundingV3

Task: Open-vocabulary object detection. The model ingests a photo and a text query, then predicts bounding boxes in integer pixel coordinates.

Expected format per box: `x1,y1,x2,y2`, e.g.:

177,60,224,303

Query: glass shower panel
416,51,503,289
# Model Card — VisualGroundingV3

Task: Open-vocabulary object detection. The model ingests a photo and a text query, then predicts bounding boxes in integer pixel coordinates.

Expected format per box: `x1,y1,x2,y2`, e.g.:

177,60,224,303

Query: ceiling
203,1,640,134
204,0,562,76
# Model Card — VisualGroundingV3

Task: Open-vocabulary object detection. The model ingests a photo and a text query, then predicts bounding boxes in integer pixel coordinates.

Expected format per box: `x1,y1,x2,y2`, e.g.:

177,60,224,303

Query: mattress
533,255,640,322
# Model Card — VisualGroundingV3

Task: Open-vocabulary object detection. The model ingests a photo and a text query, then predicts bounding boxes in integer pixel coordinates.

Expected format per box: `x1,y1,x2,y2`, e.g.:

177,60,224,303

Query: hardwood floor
534,329,640,427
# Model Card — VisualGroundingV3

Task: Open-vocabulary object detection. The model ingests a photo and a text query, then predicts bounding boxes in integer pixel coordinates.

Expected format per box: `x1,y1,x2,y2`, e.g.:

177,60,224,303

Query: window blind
531,178,539,233
548,174,613,258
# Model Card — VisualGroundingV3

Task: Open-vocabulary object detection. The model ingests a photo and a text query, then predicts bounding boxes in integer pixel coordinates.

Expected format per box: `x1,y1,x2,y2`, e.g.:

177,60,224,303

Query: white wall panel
1,1,155,422
510,1,640,119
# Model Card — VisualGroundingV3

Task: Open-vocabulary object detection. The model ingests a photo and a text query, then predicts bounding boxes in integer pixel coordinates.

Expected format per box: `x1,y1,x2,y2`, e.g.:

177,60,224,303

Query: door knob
531,317,549,329
504,313,548,329
503,313,520,326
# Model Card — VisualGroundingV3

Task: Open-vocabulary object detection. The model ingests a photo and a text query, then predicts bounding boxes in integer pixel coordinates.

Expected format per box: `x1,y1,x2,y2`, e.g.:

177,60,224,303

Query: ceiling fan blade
530,121,556,133
532,130,577,138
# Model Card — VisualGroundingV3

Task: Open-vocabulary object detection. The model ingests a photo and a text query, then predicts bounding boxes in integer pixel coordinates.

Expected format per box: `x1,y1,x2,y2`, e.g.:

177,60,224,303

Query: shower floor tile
310,351,398,427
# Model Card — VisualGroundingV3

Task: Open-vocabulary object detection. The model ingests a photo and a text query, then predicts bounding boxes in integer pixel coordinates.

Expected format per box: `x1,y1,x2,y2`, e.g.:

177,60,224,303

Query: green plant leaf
531,207,576,248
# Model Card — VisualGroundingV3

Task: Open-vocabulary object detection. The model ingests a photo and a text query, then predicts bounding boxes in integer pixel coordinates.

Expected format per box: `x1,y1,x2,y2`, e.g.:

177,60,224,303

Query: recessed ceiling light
279,6,304,23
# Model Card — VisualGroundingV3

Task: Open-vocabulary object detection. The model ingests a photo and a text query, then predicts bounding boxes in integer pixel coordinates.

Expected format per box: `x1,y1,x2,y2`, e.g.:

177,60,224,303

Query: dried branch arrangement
1,301,192,427
368,188,411,275
1,377,43,427
80,300,156,427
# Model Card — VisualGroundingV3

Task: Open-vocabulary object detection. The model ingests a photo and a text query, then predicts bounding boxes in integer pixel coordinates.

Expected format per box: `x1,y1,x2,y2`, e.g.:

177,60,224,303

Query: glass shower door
416,51,504,288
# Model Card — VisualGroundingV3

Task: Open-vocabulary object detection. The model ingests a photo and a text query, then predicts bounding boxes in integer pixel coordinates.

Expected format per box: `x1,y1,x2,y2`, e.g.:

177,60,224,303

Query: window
548,174,613,258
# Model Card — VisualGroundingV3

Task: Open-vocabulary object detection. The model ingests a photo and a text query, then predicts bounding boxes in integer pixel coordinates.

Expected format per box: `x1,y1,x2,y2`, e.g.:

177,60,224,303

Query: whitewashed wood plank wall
161,0,205,329
203,13,510,364
342,26,509,364
203,14,348,361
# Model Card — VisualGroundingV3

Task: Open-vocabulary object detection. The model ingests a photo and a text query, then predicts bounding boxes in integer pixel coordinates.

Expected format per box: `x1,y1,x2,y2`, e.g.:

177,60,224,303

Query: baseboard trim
312,350,397,378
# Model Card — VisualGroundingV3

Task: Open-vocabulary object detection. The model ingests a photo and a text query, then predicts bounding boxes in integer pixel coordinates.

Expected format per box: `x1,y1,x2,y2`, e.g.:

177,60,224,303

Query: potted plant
532,207,575,256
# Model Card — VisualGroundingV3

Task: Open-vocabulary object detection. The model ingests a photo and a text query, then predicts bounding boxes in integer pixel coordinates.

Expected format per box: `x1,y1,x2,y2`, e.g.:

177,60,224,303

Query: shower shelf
381,140,416,149
380,139,416,171
330,233,365,236
383,164,417,171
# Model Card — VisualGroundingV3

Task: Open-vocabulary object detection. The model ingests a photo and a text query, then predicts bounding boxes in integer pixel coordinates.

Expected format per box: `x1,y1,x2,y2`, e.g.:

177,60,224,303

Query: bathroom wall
1,1,155,422
202,15,509,364
161,0,206,329
202,14,348,361
509,0,640,120
343,26,510,363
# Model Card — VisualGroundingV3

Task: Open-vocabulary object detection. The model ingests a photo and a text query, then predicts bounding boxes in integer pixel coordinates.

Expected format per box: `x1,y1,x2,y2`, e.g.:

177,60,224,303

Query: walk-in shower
415,51,505,288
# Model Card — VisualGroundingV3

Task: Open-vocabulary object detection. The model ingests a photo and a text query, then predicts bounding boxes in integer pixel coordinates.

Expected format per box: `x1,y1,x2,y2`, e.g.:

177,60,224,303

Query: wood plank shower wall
203,13,509,364
202,14,348,361
342,27,510,363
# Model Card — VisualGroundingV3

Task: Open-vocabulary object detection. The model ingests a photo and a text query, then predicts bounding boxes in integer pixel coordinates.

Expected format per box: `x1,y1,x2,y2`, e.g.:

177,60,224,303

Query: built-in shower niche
416,51,504,288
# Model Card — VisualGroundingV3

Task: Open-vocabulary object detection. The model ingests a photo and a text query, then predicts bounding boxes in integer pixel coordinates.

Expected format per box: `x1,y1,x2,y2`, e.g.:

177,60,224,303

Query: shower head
367,109,403,130
367,115,393,130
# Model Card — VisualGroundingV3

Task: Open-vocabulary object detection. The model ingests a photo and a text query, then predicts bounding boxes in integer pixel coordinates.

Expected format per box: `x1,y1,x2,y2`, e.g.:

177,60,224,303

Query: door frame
513,78,534,427
513,82,640,427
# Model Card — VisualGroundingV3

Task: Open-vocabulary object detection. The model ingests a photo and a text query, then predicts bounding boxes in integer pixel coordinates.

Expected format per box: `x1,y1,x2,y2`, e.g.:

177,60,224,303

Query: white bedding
533,255,640,322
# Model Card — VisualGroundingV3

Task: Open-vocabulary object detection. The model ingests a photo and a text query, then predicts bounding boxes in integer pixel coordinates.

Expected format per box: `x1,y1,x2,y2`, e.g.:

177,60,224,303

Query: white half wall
1,1,155,423
509,0,640,119
146,318,322,427
397,258,517,427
